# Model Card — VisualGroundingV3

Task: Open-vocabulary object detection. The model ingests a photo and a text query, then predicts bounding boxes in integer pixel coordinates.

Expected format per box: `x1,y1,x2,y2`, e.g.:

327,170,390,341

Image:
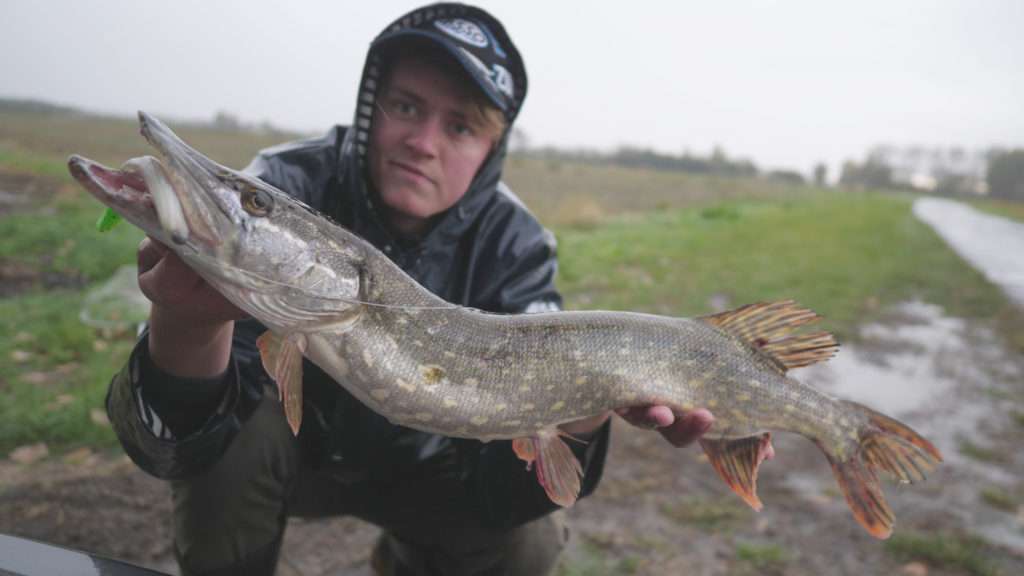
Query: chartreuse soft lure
96,208,122,232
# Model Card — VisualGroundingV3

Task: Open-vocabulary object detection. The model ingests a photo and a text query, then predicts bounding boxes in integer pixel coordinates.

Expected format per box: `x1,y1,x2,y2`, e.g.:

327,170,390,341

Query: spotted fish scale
69,112,943,540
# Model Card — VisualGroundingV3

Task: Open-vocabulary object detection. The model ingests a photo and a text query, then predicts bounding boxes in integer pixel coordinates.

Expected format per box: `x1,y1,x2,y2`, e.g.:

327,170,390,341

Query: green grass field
0,110,1016,456
970,196,1024,223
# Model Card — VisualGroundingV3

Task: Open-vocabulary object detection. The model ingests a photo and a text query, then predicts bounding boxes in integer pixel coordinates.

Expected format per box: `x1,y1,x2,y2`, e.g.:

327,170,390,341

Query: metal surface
0,533,168,576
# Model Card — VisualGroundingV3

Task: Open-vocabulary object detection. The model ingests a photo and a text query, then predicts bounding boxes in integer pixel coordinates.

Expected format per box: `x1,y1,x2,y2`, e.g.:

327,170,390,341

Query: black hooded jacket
105,4,609,530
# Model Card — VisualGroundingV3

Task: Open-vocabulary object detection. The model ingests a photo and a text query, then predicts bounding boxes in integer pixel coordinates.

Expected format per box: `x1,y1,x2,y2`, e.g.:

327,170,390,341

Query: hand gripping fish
69,112,942,539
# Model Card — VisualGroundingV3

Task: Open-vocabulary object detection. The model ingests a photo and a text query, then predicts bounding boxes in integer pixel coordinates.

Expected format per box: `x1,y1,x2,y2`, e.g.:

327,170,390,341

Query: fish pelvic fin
699,300,838,372
824,401,943,539
512,429,583,508
257,331,307,436
699,433,773,511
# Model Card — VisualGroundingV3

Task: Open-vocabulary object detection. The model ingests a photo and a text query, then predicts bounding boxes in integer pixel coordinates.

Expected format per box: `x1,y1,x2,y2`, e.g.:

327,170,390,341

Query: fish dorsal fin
699,300,838,372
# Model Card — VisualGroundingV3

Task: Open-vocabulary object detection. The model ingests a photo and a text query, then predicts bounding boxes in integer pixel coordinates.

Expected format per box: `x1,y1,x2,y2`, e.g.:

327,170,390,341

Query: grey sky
2,0,1021,176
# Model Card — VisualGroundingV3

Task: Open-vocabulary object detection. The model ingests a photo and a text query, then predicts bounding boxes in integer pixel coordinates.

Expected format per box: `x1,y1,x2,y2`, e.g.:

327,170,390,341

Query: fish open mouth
68,155,166,236
67,112,229,248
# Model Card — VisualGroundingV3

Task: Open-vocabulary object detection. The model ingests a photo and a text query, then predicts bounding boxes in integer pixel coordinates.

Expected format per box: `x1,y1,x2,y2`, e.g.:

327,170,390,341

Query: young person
107,4,712,575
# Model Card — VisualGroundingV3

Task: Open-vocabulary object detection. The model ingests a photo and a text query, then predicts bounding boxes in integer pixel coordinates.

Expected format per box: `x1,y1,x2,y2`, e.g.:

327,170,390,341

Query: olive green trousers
170,394,568,576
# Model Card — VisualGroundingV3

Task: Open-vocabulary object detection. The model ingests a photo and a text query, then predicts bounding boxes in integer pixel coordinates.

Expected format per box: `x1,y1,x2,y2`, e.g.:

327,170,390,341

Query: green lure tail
95,208,122,232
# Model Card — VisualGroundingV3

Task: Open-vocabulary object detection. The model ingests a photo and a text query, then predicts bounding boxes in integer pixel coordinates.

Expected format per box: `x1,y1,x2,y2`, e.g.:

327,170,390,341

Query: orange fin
512,429,583,508
825,449,895,539
257,331,307,436
699,433,773,511
855,401,943,470
824,401,943,539
700,300,838,372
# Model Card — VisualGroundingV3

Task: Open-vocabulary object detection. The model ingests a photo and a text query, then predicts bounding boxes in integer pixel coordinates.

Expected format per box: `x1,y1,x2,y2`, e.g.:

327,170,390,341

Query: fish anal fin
825,450,895,539
699,300,838,372
699,432,772,511
512,429,583,508
257,331,307,436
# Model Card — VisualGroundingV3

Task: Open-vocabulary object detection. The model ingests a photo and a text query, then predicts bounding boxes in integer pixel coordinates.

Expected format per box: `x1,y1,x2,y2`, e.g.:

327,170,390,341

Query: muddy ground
1,171,1022,575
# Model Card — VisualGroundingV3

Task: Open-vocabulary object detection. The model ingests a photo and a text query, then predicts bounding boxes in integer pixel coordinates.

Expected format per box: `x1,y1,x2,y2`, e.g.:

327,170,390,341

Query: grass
979,486,1019,512
969,197,1024,223
734,542,789,574
555,192,1008,341
555,541,640,576
0,187,144,284
885,531,1001,576
957,437,1009,464
659,496,747,531
0,290,134,453
0,145,71,180
504,155,815,228
1012,411,1024,427
0,110,299,173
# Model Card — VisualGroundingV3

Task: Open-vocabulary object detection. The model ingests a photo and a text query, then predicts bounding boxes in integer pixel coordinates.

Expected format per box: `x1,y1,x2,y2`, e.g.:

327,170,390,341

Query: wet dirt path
914,197,1024,307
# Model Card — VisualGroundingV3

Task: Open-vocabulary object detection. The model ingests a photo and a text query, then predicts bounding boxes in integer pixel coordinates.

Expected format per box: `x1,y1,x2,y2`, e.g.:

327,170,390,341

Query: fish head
68,112,364,326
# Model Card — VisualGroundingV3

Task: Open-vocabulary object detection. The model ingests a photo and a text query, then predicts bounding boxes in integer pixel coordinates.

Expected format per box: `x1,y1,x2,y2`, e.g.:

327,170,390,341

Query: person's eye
450,122,475,138
394,100,418,119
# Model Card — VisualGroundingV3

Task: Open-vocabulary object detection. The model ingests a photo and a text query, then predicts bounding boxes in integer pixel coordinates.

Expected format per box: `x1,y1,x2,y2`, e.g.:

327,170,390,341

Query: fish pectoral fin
699,300,838,372
257,330,307,436
512,429,584,508
698,432,773,511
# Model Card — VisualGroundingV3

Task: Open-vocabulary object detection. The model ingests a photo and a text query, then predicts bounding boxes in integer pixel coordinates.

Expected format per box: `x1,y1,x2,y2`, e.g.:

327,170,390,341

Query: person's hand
616,406,714,447
558,406,715,448
138,237,246,377
138,236,246,325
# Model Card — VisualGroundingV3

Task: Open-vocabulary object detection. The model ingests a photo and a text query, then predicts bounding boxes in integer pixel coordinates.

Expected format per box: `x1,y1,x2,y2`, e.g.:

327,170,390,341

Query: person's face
368,57,498,234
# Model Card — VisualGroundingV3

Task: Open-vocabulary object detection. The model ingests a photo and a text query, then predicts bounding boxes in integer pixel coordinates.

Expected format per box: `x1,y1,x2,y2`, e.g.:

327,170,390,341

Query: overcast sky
2,0,1021,176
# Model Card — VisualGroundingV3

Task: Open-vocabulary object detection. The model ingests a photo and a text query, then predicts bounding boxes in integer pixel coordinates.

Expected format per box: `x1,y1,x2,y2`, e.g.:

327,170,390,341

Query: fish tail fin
822,401,943,539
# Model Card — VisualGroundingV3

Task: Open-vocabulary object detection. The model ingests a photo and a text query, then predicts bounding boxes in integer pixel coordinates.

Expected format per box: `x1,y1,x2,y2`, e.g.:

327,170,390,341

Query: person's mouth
390,160,434,184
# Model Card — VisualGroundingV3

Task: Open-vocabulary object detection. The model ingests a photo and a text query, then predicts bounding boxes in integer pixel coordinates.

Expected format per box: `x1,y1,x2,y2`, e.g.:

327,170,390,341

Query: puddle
914,197,1024,307
793,300,1024,551
0,189,27,206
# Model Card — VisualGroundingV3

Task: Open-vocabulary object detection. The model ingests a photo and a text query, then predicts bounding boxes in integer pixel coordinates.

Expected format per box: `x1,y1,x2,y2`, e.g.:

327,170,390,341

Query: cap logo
434,18,489,48
459,48,515,99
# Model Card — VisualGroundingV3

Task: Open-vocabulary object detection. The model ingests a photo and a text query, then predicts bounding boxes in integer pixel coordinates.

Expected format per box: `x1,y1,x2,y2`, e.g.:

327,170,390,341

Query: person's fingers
616,405,675,429
137,236,168,274
137,246,203,306
658,408,714,447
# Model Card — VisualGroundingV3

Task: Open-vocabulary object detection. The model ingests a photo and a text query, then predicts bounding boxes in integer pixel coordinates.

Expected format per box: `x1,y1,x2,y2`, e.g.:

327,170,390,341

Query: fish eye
242,187,274,216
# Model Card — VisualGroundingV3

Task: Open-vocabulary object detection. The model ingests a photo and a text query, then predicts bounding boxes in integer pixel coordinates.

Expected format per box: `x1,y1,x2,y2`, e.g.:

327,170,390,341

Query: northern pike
69,112,942,539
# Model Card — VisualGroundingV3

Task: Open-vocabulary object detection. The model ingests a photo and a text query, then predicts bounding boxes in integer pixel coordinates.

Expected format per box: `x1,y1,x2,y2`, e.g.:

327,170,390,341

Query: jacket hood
338,3,527,244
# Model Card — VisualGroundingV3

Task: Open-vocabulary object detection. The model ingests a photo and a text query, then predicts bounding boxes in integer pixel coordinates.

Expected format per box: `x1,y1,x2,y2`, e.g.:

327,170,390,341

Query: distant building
870,145,989,194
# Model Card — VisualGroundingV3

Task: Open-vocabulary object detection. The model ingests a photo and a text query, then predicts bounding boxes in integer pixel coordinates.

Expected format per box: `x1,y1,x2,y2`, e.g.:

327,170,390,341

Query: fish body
69,112,941,539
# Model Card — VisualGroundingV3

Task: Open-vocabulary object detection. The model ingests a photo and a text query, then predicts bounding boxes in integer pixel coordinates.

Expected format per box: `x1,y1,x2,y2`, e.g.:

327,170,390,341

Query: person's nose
402,116,443,158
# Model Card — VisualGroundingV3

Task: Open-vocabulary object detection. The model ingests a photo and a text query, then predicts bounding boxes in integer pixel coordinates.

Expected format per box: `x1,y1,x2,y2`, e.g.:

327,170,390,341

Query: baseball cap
368,3,528,124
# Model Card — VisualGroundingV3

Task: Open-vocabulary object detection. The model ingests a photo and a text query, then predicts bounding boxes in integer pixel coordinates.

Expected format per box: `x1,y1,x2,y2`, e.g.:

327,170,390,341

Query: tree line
839,145,1024,201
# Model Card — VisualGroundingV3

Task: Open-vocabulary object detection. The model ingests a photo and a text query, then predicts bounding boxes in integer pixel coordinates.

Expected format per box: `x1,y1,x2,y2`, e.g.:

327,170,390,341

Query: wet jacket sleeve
459,196,611,530
105,329,265,479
